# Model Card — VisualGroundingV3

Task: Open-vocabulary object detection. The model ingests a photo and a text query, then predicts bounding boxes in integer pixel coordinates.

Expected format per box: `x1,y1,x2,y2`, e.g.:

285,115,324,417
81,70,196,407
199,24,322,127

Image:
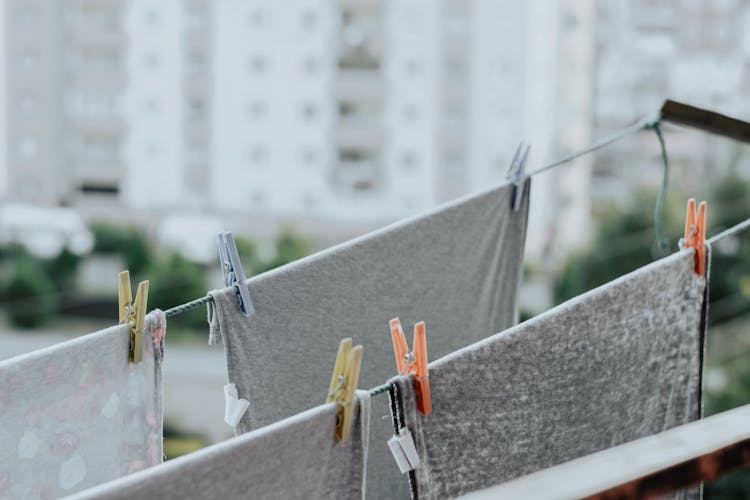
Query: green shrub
148,253,207,329
553,190,682,305
44,248,82,292
90,221,126,253
90,221,153,276
5,258,57,328
122,230,153,276
234,235,260,275
257,226,313,274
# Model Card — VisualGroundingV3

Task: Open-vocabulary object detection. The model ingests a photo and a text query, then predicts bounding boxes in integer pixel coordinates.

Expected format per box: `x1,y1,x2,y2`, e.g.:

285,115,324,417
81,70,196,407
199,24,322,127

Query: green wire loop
647,120,670,251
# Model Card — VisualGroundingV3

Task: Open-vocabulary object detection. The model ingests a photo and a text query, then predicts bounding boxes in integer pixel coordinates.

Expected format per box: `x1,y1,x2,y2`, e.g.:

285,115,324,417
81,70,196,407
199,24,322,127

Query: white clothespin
388,427,421,473
224,383,250,428
506,141,530,212
217,231,254,316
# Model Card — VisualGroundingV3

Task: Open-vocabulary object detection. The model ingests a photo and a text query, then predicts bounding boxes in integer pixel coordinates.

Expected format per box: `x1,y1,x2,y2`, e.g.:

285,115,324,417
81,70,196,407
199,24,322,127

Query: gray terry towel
0,318,164,500
390,249,708,499
207,180,530,499
67,391,371,500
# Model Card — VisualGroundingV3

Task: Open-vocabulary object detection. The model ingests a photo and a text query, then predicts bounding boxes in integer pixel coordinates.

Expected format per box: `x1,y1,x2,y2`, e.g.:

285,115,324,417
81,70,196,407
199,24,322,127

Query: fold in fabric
207,180,530,498
67,391,371,500
0,317,164,499
390,249,709,499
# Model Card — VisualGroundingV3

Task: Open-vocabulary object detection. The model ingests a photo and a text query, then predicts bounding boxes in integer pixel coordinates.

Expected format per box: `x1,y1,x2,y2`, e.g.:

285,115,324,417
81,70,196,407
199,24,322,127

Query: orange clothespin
118,270,149,363
390,318,432,416
682,198,707,276
326,338,363,442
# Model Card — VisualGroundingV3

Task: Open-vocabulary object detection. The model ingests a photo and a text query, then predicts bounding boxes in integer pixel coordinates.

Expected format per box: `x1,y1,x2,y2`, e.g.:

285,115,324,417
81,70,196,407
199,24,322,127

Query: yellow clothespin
326,338,363,442
118,270,149,364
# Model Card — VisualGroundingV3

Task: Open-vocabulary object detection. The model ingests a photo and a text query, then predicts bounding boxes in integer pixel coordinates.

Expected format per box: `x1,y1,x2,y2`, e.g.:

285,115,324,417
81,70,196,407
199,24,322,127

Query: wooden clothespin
390,318,432,416
118,270,149,363
217,231,254,316
506,141,530,212
326,338,363,442
682,198,707,276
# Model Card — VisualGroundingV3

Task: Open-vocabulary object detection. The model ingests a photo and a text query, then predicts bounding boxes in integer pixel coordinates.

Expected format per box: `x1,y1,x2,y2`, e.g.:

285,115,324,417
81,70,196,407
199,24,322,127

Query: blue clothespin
217,231,254,316
506,142,530,212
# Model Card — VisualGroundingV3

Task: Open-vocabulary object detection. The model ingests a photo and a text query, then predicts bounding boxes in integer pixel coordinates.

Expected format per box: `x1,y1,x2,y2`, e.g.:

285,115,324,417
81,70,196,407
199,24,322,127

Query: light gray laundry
67,391,371,500
0,315,164,499
208,180,530,499
390,249,708,499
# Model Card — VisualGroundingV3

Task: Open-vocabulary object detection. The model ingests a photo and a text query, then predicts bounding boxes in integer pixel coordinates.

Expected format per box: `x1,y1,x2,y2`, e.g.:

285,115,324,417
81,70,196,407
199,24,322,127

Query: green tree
554,190,682,304
233,235,260,275
122,230,153,276
90,221,127,253
552,172,750,498
90,222,153,276
148,252,207,329
257,226,313,273
5,258,57,328
44,248,82,292
706,170,750,325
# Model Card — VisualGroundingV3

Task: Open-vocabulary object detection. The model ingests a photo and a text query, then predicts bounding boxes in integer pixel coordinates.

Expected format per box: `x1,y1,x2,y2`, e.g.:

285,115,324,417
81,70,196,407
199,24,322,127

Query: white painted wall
0,0,8,200
211,0,337,216
122,0,183,209
382,0,441,216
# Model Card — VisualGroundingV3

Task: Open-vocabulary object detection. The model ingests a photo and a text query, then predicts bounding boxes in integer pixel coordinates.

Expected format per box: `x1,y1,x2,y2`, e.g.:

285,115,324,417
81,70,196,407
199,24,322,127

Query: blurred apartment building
590,0,750,204
0,0,592,257
21,1,741,259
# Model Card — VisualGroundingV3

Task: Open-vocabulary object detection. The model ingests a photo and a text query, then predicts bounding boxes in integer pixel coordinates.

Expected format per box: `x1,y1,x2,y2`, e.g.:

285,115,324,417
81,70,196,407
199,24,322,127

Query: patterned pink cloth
0,314,164,499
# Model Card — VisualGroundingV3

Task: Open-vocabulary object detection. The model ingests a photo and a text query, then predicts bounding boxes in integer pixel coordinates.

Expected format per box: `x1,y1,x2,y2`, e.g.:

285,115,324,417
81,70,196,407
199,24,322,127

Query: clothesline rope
167,215,750,399
163,111,750,321
526,113,661,176
164,116,666,318
164,295,212,318
707,218,750,245
369,382,392,396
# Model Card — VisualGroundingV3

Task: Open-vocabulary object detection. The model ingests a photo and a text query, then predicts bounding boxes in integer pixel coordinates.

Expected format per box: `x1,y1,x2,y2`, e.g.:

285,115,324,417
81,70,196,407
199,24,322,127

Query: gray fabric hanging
68,392,371,500
207,180,530,499
0,319,164,499
390,249,708,499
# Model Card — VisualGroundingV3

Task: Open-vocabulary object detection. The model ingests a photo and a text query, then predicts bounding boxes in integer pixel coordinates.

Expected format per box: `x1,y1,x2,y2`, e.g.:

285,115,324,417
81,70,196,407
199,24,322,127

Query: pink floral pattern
0,312,165,499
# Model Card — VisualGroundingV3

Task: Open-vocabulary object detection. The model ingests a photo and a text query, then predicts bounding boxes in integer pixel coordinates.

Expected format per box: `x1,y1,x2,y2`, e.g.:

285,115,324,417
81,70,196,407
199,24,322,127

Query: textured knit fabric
68,391,371,500
390,249,708,499
208,181,530,498
0,314,165,499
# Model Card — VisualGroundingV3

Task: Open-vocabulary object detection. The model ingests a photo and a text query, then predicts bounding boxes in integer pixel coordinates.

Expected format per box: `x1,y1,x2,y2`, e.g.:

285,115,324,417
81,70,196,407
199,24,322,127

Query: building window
249,54,269,74
144,98,159,113
300,10,316,32
301,147,318,166
404,58,420,77
16,8,34,27
339,149,368,162
251,190,265,207
302,194,316,208
303,56,320,75
19,139,38,159
146,142,159,157
401,103,420,122
300,102,319,122
20,96,35,114
21,54,36,71
144,53,160,68
188,97,205,120
401,151,419,170
249,145,268,165
247,100,268,120
145,9,160,26
248,8,264,29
